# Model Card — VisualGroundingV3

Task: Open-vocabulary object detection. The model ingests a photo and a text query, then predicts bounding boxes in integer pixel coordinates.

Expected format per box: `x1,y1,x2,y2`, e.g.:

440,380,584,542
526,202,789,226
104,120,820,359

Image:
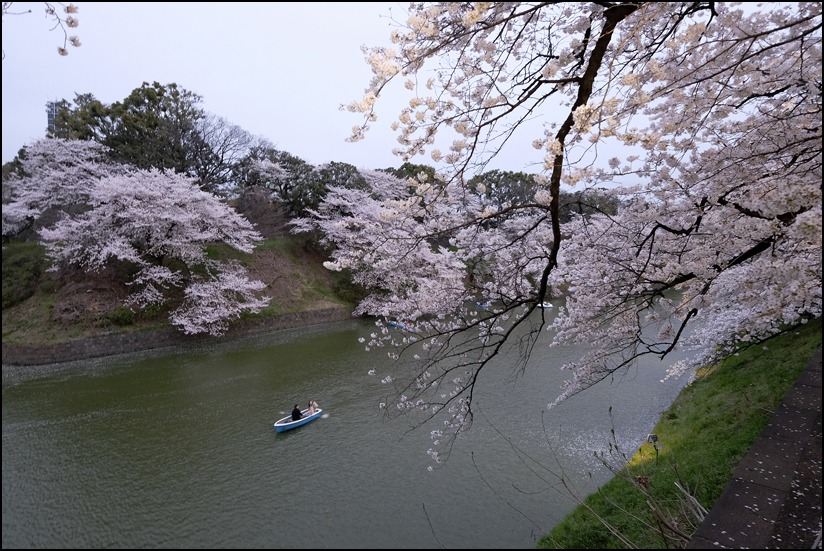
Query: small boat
274,407,323,433
387,320,414,331
539,302,553,308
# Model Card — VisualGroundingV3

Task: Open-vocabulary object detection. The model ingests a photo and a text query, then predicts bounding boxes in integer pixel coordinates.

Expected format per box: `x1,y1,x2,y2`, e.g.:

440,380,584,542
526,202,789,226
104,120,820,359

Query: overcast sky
2,2,428,169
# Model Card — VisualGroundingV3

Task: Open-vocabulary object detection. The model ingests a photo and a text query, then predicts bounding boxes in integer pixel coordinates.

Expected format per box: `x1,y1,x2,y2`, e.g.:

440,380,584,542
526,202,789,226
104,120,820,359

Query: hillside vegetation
1,234,358,347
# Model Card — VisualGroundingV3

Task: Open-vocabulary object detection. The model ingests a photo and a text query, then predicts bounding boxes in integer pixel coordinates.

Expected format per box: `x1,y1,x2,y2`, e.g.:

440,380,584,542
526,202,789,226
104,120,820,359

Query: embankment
2,307,354,366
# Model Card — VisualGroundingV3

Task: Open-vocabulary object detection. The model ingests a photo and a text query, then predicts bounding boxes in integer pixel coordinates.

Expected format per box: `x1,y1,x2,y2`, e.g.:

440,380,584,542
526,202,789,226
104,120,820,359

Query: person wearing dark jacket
291,404,302,421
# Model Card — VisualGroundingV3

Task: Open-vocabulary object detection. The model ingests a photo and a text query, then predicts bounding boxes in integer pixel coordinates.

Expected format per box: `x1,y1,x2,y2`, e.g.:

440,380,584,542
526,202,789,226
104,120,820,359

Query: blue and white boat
387,320,414,331
274,407,323,433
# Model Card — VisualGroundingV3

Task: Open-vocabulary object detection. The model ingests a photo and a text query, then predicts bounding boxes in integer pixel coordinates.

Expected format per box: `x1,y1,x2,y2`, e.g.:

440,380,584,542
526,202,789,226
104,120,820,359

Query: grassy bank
1,235,359,347
538,317,822,549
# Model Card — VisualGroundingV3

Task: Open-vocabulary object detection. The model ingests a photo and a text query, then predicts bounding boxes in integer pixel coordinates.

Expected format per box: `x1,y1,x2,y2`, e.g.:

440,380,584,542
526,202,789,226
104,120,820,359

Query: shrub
1,242,47,309
107,305,135,326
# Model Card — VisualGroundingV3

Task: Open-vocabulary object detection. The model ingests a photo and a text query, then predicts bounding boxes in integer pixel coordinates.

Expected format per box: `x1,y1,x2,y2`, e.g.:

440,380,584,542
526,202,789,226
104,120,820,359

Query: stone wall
2,307,355,366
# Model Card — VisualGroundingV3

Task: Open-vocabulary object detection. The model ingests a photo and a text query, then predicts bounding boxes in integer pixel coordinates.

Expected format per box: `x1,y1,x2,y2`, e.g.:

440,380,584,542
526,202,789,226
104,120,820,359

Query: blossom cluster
311,2,822,459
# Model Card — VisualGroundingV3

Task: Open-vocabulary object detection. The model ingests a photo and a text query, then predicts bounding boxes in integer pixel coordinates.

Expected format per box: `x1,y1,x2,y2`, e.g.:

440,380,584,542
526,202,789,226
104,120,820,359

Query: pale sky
2,2,426,169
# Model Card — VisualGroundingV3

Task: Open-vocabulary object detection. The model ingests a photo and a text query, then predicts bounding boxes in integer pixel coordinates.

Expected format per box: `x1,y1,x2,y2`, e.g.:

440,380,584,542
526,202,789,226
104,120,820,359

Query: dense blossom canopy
299,1,822,457
5,138,270,336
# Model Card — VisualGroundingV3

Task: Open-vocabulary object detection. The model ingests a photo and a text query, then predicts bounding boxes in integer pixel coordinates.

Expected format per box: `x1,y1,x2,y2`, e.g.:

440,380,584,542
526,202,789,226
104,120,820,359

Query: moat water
3,316,690,548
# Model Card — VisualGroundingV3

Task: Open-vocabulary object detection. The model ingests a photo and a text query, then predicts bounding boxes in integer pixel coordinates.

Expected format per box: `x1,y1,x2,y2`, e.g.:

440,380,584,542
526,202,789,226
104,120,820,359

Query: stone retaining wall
2,307,355,366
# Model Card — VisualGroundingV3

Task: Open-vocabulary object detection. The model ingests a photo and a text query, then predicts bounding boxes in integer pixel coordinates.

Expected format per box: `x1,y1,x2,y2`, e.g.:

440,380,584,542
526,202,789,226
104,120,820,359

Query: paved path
687,347,822,549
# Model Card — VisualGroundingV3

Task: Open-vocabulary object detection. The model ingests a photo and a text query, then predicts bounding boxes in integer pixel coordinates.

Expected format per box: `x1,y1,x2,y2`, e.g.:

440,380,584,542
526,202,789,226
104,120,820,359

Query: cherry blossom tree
299,2,822,455
237,151,371,217
2,2,80,59
2,138,123,239
6,138,270,335
234,149,313,215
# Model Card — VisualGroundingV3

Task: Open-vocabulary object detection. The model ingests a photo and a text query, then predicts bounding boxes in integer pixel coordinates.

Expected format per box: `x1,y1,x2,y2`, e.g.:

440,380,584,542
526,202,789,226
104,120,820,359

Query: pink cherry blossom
308,2,822,450
6,138,270,336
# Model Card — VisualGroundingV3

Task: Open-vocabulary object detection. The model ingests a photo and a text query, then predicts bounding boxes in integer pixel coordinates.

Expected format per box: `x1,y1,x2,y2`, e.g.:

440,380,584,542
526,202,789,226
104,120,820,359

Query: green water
3,318,690,548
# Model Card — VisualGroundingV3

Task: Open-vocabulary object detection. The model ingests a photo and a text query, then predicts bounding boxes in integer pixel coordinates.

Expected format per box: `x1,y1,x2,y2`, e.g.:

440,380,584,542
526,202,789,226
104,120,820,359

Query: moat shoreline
1,306,354,367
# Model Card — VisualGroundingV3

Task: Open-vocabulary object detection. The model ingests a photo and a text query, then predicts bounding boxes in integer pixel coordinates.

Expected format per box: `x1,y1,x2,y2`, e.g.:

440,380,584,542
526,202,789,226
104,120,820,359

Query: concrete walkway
687,347,822,549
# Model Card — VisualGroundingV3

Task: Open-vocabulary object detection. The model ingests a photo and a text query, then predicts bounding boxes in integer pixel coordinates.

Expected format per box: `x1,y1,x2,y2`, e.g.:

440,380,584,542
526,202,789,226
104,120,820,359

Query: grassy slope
537,317,822,549
1,235,356,347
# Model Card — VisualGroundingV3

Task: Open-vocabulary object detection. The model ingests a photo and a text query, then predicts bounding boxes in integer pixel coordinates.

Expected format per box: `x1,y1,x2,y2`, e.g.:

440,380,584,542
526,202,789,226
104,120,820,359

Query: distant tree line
0,80,619,335
7,80,616,237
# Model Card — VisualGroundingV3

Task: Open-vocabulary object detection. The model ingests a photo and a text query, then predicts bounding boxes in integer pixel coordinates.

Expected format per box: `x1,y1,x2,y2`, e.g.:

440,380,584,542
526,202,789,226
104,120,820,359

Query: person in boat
308,400,318,415
291,404,302,421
